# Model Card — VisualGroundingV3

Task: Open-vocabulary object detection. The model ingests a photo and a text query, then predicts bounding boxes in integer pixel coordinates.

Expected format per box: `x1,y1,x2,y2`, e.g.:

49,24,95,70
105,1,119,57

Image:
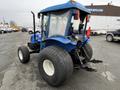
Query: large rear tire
38,46,73,86
18,46,30,64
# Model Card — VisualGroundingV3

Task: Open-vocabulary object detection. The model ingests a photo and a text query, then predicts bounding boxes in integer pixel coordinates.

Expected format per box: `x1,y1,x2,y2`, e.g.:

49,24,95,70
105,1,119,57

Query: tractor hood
38,1,90,17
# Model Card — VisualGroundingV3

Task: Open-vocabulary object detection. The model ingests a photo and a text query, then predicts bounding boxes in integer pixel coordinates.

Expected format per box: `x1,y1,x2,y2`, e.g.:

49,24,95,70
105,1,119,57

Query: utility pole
3,17,5,24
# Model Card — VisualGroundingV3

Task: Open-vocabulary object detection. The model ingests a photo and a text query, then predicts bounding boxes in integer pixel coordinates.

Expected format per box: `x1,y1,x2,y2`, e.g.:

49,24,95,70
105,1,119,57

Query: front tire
38,46,73,86
18,46,30,64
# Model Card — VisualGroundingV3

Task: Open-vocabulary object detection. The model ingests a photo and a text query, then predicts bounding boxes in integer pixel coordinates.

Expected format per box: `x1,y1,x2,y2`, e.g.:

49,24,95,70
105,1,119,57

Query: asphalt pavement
0,32,120,90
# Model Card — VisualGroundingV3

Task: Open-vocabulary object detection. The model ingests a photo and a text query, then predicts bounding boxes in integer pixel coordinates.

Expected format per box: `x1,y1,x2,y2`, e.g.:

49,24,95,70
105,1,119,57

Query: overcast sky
0,0,120,27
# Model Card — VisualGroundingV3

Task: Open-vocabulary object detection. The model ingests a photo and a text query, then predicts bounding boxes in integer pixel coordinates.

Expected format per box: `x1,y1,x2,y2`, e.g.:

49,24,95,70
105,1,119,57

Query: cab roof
38,1,90,15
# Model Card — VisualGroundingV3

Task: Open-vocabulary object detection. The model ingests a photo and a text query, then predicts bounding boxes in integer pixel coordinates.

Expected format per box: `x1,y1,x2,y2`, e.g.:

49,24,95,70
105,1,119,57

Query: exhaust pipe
31,11,36,41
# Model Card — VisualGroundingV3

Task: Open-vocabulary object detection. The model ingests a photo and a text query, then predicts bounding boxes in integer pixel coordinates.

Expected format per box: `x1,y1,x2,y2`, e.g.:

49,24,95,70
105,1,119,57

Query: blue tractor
18,0,94,86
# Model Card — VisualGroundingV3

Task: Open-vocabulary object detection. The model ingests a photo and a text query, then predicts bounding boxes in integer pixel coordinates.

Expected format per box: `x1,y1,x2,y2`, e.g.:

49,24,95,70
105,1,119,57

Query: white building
86,4,120,34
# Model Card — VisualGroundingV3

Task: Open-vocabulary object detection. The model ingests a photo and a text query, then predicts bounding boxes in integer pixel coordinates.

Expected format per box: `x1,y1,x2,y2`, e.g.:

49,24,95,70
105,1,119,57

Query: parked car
0,28,12,34
27,27,41,34
91,30,106,36
106,29,120,42
0,28,7,34
27,27,33,34
21,28,28,32
6,28,13,33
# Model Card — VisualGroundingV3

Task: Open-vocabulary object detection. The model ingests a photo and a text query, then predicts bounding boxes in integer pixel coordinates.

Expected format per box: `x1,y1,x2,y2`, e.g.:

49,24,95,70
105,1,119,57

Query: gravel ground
0,32,120,90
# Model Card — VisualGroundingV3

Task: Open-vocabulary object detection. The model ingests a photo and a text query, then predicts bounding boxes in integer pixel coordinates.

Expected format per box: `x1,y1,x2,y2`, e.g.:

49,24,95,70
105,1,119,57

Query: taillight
86,27,91,38
86,15,90,22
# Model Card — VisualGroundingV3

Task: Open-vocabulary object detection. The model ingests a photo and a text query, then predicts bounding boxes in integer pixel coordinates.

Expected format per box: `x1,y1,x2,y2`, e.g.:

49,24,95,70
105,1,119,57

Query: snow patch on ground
101,71,116,82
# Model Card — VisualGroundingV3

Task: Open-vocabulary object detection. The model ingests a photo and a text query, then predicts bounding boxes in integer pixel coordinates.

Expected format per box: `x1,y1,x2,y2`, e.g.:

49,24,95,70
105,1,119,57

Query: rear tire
18,46,30,64
106,35,113,42
38,46,73,86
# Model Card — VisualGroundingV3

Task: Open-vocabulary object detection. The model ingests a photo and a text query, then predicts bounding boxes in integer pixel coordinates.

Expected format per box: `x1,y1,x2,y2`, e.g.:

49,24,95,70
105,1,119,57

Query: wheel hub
107,35,112,41
43,59,55,76
18,50,23,61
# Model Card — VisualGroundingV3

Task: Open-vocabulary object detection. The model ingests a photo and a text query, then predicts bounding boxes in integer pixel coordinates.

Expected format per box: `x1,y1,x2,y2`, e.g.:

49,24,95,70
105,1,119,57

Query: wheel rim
43,59,55,76
18,50,23,61
107,35,112,41
1,31,4,34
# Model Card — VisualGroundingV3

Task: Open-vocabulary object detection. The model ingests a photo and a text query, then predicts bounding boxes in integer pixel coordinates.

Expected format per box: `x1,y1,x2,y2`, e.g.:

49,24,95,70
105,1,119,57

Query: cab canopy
38,1,90,17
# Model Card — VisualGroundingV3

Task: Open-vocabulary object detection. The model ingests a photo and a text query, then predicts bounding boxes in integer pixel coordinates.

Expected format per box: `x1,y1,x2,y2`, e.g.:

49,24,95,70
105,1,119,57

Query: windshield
48,11,70,37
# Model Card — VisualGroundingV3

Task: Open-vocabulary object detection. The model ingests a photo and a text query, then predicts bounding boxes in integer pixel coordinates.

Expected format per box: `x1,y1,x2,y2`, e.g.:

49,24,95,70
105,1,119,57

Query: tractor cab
32,0,91,51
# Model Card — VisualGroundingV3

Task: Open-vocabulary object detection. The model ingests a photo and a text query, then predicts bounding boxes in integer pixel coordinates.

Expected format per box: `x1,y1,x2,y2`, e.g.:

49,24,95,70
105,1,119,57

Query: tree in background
10,21,20,32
